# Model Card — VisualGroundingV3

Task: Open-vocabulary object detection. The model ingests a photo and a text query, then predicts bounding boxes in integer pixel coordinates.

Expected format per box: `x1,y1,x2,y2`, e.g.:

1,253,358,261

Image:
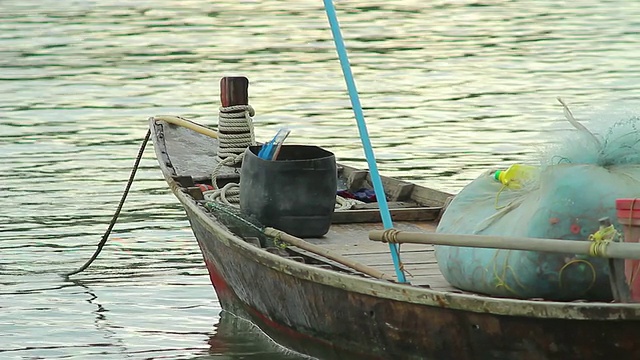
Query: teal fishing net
541,105,640,167
205,201,274,248
436,102,640,301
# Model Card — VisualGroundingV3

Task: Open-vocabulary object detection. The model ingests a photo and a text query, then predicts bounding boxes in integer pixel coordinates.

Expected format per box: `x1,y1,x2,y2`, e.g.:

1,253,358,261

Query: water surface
2,1,640,359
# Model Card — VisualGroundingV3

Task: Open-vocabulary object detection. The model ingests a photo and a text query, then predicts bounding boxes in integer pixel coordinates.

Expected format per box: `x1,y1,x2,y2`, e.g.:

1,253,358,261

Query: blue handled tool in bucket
258,128,291,160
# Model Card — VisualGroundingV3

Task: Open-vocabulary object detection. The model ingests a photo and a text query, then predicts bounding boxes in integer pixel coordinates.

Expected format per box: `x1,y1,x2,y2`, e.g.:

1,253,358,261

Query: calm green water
2,1,639,359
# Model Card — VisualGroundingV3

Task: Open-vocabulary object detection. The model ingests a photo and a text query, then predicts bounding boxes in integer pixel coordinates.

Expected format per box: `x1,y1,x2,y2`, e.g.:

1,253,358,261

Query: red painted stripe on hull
203,257,313,342
203,258,233,300
202,255,340,356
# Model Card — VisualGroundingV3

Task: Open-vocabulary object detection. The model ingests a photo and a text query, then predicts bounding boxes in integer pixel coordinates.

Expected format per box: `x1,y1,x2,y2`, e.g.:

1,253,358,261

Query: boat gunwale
150,117,640,321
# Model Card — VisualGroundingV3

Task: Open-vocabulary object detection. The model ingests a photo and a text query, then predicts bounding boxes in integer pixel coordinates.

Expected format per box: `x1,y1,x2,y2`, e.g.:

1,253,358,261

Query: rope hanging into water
65,129,150,277
62,112,363,278
206,105,256,207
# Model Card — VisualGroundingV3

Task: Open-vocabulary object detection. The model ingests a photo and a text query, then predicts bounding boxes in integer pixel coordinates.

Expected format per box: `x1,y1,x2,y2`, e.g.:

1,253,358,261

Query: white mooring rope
205,105,256,207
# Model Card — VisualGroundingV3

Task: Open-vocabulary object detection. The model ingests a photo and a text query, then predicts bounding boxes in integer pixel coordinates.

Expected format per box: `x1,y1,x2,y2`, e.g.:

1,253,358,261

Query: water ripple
2,0,640,359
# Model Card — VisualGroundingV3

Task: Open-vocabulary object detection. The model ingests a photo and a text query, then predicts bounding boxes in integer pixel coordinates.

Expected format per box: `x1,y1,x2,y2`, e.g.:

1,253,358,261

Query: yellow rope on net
553,223,620,294
493,184,508,210
587,224,618,257
558,259,597,292
492,250,528,296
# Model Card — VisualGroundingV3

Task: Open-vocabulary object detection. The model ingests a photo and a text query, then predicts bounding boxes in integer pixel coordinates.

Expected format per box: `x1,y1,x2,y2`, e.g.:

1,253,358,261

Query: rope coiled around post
205,105,256,207
216,105,255,161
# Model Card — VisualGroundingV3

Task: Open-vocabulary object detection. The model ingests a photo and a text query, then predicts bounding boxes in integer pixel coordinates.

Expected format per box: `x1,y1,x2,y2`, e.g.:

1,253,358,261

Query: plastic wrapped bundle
436,103,640,301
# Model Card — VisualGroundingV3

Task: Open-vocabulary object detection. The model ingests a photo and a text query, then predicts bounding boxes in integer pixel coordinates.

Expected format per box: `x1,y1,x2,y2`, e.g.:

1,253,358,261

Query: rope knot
217,104,256,161
381,228,401,243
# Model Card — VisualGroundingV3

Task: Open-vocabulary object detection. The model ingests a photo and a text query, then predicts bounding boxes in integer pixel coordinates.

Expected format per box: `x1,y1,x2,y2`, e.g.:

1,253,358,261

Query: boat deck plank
305,219,463,292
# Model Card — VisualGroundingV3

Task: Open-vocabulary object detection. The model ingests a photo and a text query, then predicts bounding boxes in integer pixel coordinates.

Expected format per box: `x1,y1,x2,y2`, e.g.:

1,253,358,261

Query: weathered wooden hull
184,205,640,360
152,116,640,360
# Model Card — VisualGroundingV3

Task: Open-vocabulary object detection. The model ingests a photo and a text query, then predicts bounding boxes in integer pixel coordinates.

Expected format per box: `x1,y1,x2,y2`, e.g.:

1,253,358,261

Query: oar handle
369,229,640,260
154,115,218,139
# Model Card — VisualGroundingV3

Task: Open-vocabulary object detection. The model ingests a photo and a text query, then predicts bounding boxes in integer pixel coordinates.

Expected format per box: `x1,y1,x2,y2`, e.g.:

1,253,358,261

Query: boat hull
150,115,640,360
186,207,640,360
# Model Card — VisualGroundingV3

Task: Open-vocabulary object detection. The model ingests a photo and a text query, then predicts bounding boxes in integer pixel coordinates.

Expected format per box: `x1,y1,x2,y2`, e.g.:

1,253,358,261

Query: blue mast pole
322,0,407,283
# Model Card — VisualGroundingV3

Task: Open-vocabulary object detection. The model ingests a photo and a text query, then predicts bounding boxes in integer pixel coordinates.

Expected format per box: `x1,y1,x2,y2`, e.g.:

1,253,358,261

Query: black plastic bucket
240,145,337,238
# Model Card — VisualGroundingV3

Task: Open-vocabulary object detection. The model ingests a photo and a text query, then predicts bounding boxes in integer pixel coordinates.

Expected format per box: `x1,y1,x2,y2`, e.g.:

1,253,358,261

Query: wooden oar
205,201,395,281
369,229,640,260
155,115,218,139
264,227,395,281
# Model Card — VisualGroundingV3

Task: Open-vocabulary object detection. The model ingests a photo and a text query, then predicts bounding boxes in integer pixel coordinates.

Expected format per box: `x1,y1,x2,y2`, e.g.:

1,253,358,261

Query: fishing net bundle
436,101,640,301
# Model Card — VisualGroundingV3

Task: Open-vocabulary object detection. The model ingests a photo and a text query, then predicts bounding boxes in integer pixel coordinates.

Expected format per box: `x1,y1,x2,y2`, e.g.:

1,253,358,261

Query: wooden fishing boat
150,78,640,360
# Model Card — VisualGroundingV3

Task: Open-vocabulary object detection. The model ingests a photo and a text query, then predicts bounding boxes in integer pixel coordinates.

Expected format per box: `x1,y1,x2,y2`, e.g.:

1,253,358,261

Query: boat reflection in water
205,310,311,360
